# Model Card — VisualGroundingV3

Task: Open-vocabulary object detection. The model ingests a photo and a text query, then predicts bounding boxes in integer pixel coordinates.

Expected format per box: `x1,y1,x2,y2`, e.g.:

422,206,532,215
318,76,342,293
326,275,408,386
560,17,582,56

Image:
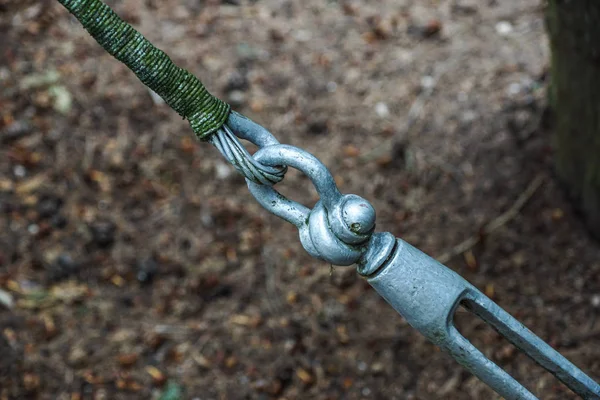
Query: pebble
27,224,40,235
507,82,521,97
293,30,312,42
227,90,247,107
495,21,513,36
357,361,368,372
0,289,14,309
13,165,26,178
375,102,390,118
420,75,435,90
345,68,361,84
592,294,600,308
0,66,9,81
215,161,233,180
461,110,477,123
326,81,337,93
200,208,213,227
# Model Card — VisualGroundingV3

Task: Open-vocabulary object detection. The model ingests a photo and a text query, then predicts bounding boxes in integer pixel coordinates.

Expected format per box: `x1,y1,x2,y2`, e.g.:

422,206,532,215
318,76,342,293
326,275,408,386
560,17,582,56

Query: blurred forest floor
1,0,599,399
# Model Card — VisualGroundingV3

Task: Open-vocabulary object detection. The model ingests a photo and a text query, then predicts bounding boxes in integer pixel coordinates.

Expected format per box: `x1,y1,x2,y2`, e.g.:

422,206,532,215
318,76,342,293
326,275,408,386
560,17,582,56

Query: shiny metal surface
360,238,600,400
210,112,286,185
220,111,600,399
246,144,374,265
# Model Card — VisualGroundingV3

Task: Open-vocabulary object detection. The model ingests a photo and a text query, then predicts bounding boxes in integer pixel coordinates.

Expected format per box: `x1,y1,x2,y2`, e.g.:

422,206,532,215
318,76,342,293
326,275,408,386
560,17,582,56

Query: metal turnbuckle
359,236,600,399
222,114,600,399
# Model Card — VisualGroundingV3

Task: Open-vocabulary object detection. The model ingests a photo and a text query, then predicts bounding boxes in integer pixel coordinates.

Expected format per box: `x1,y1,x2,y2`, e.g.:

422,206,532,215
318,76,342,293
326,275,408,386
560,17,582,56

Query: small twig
262,247,284,315
436,175,545,264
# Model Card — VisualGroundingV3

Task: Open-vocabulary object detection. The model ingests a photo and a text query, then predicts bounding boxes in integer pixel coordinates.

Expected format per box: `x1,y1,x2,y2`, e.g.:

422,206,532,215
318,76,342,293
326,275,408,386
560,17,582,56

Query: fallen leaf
463,250,478,271
23,373,40,391
0,179,14,192
296,368,314,385
230,314,262,328
225,356,237,369
343,144,360,157
146,366,167,385
111,275,125,287
551,208,564,221
485,283,495,299
117,353,139,367
191,353,211,369
16,175,45,194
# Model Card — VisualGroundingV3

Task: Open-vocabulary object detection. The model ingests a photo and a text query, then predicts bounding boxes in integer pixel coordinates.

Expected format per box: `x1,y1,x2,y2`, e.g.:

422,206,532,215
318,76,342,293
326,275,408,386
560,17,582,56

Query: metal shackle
246,144,376,265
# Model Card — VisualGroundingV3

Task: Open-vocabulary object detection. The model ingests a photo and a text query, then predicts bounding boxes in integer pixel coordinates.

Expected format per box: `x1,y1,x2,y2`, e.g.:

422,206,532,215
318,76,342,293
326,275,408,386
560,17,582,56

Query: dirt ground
1,0,599,399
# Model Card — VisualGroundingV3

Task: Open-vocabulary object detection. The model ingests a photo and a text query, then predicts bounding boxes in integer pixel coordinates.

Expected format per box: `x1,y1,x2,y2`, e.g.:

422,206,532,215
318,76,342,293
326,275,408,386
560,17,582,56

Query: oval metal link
246,144,342,227
246,144,375,265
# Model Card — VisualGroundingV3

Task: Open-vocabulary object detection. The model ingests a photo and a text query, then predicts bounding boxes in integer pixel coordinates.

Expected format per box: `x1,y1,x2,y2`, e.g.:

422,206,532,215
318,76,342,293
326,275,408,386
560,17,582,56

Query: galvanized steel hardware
224,113,600,400
247,144,375,266
360,239,600,400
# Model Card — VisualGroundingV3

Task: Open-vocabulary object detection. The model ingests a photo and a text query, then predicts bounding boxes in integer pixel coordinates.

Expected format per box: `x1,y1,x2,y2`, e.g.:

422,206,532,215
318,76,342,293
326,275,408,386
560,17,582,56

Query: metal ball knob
341,197,376,236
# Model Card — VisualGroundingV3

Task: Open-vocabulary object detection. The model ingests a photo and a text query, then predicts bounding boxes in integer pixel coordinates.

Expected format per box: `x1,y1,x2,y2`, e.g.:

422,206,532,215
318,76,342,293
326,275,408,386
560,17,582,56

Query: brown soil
1,0,599,399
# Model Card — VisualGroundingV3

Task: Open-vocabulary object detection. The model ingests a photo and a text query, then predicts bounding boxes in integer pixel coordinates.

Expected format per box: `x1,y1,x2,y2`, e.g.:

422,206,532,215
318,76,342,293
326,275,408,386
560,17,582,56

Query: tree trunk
546,1,600,238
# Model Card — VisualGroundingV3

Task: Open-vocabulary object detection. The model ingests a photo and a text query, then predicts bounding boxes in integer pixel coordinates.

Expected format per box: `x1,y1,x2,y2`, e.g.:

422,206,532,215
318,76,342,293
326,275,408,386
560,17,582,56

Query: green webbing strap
58,0,230,140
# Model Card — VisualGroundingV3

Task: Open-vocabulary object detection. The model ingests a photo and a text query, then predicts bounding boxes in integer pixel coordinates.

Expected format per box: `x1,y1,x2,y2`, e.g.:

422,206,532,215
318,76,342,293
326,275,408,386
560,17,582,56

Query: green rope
58,0,230,140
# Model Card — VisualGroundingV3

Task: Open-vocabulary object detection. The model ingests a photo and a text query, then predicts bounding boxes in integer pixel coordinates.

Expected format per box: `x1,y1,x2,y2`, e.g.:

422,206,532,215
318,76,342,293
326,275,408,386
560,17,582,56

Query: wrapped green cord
58,0,230,140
